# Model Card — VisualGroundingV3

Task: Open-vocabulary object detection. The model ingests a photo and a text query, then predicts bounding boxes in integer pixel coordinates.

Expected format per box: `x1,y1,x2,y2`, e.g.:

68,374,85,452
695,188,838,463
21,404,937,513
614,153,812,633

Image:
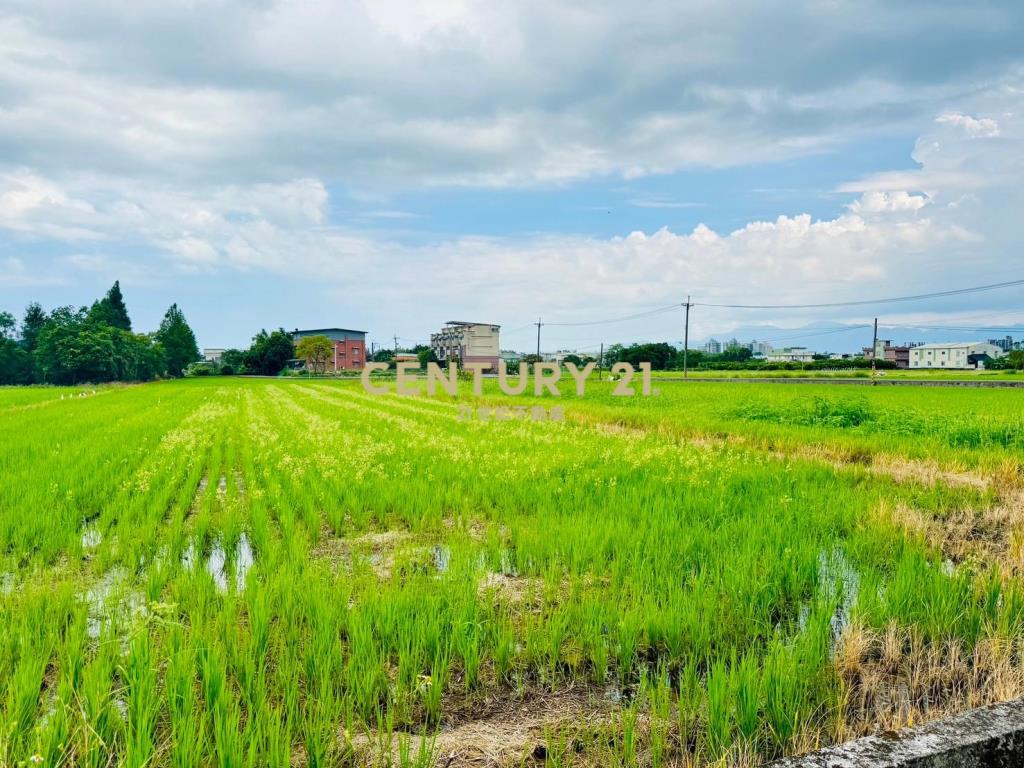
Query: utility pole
393,334,399,353
683,296,692,379
535,318,543,358
871,317,878,379
599,342,604,382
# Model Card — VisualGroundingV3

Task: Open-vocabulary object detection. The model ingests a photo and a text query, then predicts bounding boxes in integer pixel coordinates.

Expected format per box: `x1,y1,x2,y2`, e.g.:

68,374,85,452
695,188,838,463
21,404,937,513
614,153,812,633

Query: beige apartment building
430,321,501,371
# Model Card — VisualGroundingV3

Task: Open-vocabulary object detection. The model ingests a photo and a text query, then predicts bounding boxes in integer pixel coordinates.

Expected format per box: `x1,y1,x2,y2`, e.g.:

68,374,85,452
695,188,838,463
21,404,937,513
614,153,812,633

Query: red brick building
292,328,367,371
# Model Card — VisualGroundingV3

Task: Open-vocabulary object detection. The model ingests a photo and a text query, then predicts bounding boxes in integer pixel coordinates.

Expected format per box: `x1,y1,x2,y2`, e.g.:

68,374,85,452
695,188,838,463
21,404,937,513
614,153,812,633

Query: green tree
561,353,595,367
0,339,33,384
35,307,119,384
154,304,199,377
721,345,752,362
1005,350,1024,370
417,347,439,368
88,281,132,331
0,311,34,384
612,342,676,370
111,331,166,381
220,348,246,374
296,335,334,374
244,329,295,375
20,303,47,353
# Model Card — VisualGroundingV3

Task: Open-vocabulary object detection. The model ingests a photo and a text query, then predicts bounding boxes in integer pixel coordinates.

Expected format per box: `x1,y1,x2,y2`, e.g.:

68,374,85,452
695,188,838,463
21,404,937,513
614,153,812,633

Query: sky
1,0,1023,354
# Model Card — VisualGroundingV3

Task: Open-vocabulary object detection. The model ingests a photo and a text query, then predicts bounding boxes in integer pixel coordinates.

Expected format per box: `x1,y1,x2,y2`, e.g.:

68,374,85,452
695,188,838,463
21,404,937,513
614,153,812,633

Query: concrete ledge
772,698,1024,767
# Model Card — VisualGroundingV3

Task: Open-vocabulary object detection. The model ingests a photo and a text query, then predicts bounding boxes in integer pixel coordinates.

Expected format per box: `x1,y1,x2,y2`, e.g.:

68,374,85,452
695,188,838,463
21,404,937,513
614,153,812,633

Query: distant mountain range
696,322,1024,354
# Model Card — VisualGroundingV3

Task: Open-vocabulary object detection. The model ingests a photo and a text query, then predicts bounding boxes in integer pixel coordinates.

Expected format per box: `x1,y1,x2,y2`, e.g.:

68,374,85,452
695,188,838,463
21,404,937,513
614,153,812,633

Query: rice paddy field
2,377,1024,767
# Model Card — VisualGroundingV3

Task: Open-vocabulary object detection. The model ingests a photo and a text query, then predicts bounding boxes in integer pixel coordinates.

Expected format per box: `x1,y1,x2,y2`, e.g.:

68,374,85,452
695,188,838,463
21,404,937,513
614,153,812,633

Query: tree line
0,282,200,385
196,330,297,376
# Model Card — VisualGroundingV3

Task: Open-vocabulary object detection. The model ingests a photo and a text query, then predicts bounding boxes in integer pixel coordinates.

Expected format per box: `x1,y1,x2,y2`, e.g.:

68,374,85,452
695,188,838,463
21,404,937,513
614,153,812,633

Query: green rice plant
1,378,1023,766
704,658,731,759
397,728,436,768
676,654,701,754
645,668,672,768
732,650,762,745
121,633,160,768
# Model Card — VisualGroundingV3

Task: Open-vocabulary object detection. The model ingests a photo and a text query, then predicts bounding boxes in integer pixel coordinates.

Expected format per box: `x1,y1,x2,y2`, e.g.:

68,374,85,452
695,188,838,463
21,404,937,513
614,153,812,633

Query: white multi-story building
908,342,1003,369
764,347,816,363
430,321,501,371
704,338,723,354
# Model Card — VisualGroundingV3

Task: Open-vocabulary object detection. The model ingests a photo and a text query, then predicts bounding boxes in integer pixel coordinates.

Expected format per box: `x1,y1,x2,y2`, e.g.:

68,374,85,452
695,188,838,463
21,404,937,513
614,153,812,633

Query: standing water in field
432,544,451,573
206,533,254,592
83,567,146,639
818,549,860,639
81,522,101,549
797,549,861,640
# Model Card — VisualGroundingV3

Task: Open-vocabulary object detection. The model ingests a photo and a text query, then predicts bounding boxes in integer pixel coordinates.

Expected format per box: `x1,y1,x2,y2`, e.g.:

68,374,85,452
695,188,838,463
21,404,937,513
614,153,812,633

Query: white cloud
936,112,1001,138
0,2,1022,187
1,4,1023,343
0,170,98,239
0,166,981,335
848,191,930,213
1,79,1021,336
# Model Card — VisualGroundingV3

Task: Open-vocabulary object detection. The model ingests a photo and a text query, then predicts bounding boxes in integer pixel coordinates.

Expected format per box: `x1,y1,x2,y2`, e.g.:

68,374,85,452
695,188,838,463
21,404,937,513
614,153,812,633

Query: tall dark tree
154,304,199,377
243,329,295,375
0,310,32,384
20,303,47,352
88,281,132,331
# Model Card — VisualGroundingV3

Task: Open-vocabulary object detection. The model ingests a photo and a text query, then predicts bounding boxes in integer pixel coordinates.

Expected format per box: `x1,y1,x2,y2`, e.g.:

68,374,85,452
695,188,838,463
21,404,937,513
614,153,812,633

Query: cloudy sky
1,0,1023,352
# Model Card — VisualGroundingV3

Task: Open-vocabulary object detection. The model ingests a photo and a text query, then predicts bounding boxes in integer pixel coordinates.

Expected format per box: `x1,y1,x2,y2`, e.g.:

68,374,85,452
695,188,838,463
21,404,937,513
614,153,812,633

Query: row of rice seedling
480,377,1024,470
0,377,1021,766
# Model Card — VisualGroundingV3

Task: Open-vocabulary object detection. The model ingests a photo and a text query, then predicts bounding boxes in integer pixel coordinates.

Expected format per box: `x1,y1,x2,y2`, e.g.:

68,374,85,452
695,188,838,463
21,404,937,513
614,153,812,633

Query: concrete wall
773,698,1024,767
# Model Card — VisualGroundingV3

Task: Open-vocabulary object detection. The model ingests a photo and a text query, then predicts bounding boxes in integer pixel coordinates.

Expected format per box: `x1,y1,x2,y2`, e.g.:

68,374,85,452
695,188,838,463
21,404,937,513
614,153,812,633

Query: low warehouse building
908,342,1003,369
292,328,367,371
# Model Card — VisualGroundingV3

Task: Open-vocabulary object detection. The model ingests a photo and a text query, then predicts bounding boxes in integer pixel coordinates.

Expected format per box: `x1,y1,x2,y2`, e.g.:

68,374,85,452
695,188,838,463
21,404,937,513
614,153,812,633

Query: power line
544,303,683,327
500,323,536,335
882,323,1024,333
694,278,1024,310
512,278,1024,331
756,324,873,344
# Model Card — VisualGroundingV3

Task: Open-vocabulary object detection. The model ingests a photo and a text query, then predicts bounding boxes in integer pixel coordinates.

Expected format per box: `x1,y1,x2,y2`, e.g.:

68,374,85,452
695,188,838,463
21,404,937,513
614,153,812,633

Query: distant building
500,350,521,365
203,348,225,363
292,328,367,371
885,346,911,369
862,339,911,369
764,347,815,363
393,351,418,364
546,349,594,364
909,342,1004,369
430,321,501,371
988,336,1016,353
704,338,723,354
